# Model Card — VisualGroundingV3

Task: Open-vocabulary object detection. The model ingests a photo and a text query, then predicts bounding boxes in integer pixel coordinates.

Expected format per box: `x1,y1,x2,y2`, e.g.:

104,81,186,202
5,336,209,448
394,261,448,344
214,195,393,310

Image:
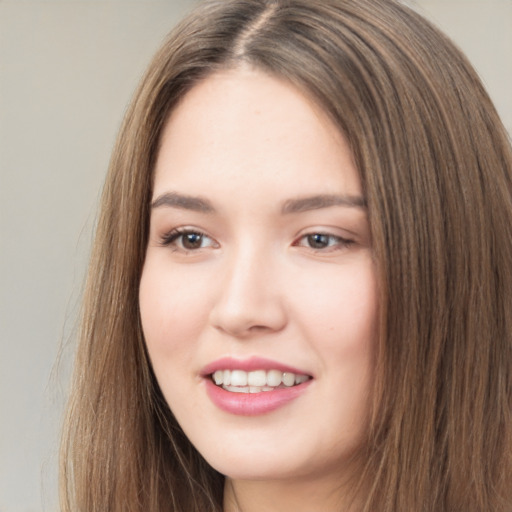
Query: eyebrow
281,194,366,214
151,192,215,213
151,191,367,214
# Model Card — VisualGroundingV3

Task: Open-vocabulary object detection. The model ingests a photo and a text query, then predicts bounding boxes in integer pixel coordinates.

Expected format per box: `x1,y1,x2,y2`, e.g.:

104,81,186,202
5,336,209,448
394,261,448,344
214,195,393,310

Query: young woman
60,0,512,511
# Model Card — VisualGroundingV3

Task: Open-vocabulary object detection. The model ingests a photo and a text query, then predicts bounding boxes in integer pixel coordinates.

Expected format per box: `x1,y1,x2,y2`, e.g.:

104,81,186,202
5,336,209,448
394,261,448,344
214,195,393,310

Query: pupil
308,234,329,248
183,233,202,249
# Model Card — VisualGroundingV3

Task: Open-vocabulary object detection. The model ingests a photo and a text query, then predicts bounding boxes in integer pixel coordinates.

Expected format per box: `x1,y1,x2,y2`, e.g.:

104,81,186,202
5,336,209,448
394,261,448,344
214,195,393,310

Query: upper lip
200,356,312,377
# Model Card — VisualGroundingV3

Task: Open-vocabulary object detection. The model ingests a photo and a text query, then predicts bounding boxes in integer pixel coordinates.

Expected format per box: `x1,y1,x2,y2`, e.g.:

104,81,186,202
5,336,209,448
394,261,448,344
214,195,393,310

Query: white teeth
247,370,266,386
282,372,295,387
223,385,285,394
267,369,282,387
295,374,309,385
211,369,310,391
224,385,249,393
230,370,248,386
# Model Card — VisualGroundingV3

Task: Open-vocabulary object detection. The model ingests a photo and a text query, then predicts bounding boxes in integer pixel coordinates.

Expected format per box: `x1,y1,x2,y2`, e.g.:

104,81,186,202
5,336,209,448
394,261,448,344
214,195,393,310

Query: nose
209,244,288,339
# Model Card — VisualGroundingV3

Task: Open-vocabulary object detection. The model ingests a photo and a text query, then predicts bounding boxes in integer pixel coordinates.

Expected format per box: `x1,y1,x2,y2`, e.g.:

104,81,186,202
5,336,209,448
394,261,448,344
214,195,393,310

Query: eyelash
160,228,217,251
159,229,354,253
293,232,354,252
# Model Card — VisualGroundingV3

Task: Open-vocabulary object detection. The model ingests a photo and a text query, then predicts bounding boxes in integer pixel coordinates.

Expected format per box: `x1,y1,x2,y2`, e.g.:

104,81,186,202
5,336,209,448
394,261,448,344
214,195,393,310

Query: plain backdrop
0,1,510,511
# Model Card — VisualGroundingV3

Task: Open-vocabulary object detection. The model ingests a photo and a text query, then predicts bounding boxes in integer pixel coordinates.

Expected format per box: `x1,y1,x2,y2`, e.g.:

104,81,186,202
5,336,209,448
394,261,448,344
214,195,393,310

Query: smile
202,357,313,414
211,369,311,393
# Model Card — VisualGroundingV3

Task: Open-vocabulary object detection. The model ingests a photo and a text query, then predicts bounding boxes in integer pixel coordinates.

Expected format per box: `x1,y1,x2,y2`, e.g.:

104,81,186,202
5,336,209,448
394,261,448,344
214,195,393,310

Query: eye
160,228,218,251
294,232,353,251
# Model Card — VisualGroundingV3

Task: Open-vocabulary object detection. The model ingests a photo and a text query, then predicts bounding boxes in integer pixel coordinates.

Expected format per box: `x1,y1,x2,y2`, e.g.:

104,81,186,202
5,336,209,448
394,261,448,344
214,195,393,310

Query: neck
223,473,363,512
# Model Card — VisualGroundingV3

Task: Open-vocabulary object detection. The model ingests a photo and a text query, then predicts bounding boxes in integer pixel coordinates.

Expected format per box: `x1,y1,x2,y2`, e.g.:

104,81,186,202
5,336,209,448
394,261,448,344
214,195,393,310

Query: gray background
0,1,510,511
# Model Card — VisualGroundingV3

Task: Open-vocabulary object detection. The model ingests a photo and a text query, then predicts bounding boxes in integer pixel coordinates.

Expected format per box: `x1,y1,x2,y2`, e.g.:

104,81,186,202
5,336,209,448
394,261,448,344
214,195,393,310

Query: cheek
290,258,378,426
291,259,378,351
138,260,209,366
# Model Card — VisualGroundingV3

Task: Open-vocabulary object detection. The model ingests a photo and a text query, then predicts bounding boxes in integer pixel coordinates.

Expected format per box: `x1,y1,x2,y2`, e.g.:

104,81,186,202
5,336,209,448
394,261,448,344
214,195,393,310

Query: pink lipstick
202,357,312,416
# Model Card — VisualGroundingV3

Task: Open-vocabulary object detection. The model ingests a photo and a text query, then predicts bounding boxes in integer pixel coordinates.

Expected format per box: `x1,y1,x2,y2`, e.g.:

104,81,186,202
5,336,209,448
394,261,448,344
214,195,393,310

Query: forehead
153,67,361,203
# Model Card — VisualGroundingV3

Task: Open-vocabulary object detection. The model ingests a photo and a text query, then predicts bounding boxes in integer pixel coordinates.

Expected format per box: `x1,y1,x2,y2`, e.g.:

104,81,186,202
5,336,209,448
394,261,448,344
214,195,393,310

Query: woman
60,0,512,511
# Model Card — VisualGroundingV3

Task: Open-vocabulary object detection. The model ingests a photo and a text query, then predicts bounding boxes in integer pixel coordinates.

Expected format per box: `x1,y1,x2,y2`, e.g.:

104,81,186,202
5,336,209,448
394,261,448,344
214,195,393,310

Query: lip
204,378,312,416
201,357,313,416
200,356,310,376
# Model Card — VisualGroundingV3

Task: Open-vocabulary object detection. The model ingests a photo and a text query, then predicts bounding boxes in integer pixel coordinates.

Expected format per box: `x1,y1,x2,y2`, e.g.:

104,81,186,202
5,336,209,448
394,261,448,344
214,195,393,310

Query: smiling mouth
211,369,311,393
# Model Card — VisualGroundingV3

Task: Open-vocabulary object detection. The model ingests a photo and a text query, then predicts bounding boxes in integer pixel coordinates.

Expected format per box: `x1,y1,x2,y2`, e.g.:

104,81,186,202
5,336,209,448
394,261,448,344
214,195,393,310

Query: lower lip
204,378,311,416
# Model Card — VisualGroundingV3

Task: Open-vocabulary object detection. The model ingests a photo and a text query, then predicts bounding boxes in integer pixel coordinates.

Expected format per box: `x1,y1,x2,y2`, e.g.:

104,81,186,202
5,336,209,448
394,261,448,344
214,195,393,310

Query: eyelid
156,226,358,253
159,227,219,251
293,230,355,252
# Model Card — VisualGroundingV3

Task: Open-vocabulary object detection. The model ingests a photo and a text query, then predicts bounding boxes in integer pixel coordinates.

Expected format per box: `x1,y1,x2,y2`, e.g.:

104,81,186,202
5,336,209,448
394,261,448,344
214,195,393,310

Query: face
139,68,378,485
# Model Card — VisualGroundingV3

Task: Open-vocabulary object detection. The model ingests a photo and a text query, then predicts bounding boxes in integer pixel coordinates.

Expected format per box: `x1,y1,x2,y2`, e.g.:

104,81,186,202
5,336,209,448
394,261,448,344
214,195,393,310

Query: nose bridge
210,237,287,337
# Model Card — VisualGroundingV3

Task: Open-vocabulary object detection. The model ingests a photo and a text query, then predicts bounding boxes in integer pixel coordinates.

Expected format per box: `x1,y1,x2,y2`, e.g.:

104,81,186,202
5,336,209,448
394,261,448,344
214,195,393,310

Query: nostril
249,325,272,332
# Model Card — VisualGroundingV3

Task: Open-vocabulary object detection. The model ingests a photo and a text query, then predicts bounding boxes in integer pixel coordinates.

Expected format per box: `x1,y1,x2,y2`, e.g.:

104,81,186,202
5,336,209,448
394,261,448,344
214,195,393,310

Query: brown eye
160,229,218,251
294,232,354,252
306,233,331,249
181,232,204,249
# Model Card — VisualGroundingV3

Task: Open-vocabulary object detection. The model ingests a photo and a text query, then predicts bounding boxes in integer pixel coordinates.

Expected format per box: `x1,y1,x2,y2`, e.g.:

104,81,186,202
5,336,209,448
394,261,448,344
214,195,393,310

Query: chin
194,433,360,484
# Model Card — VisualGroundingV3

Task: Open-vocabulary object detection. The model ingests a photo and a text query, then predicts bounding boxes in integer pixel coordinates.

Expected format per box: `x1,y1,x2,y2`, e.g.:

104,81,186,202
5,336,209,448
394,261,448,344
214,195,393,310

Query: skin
139,67,378,512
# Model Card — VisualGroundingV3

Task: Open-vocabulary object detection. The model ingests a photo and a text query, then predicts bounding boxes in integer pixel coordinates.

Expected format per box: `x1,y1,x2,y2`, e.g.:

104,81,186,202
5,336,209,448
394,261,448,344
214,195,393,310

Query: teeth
282,372,295,387
230,370,248,386
211,369,310,390
224,385,249,393
295,374,309,385
267,369,282,387
223,385,292,394
247,369,266,386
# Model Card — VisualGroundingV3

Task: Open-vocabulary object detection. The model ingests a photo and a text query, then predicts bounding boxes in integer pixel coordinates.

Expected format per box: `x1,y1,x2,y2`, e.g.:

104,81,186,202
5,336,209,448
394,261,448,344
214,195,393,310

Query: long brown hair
60,0,512,510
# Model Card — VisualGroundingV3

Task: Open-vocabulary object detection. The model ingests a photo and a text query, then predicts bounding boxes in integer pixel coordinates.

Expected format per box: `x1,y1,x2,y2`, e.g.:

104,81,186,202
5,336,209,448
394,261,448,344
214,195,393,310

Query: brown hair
60,0,512,510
